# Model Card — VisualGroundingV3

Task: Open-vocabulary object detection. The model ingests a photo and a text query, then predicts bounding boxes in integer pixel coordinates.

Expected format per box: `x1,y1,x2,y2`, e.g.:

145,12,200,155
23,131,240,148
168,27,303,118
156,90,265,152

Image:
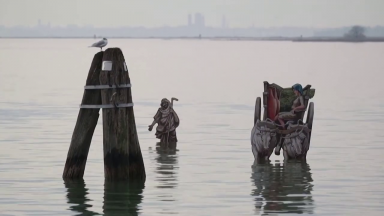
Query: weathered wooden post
63,48,146,182
63,51,104,179
99,48,146,181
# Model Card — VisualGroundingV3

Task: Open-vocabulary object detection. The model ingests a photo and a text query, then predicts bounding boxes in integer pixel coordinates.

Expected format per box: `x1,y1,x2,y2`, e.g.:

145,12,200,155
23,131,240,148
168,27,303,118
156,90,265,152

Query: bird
89,38,108,50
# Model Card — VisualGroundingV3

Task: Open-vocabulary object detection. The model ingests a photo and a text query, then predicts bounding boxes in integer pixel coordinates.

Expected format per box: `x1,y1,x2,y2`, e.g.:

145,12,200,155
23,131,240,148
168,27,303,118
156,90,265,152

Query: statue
251,120,278,162
252,81,315,162
148,98,180,144
274,83,305,130
281,122,311,161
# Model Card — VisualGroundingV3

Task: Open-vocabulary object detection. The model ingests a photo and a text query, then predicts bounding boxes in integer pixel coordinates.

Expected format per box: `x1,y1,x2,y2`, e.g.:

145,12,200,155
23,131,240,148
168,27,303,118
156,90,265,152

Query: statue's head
292,83,303,96
161,98,170,109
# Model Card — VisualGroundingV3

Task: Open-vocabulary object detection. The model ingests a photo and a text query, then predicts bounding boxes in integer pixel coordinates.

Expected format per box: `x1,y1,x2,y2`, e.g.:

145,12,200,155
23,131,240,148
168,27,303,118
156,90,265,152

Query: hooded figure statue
148,98,180,144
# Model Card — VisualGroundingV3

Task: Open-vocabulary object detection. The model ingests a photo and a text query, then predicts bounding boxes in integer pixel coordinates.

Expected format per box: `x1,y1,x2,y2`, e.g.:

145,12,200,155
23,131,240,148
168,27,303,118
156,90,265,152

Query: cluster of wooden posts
62,48,146,182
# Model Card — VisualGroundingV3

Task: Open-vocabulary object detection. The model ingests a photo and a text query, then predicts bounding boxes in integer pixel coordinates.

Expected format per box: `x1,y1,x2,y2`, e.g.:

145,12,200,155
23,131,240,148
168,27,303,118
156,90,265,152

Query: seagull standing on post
89,38,108,50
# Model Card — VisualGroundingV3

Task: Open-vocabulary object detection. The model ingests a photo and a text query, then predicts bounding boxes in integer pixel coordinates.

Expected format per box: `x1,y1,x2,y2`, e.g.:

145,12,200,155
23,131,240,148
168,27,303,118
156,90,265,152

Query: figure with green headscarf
148,97,180,144
274,83,305,129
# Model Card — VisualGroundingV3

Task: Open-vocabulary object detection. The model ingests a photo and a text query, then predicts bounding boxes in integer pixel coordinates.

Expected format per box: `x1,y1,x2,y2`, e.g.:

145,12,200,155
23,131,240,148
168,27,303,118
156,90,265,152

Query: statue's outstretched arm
149,110,161,131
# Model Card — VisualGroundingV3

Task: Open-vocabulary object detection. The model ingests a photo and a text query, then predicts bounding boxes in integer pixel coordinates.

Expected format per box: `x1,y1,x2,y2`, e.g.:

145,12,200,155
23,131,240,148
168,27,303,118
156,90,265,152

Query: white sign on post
102,61,113,71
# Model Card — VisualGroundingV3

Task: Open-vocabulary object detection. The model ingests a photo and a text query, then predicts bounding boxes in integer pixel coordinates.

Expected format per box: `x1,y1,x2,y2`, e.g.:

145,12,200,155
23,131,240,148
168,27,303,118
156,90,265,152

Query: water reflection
155,142,179,190
63,179,99,216
251,161,314,215
102,181,144,216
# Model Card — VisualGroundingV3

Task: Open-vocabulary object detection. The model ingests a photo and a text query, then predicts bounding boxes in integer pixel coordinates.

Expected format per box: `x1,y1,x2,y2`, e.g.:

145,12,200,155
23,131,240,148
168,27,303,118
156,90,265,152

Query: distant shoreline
292,37,384,42
1,36,384,42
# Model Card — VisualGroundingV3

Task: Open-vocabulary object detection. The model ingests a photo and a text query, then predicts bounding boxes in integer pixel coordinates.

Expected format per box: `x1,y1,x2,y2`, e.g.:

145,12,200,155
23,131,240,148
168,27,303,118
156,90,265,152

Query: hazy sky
0,0,383,28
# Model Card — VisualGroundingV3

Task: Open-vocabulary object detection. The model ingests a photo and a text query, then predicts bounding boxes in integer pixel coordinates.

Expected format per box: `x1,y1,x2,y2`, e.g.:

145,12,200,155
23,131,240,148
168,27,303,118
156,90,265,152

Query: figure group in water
251,82,315,162
148,83,313,160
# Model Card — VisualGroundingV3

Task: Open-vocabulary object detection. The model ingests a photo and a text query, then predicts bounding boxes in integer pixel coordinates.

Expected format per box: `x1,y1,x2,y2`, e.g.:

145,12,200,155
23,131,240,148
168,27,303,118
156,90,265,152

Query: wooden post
63,51,104,179
99,48,146,181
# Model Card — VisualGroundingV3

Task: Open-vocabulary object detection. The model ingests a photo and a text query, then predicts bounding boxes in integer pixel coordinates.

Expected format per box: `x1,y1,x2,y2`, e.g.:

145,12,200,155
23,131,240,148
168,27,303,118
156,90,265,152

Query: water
0,39,384,216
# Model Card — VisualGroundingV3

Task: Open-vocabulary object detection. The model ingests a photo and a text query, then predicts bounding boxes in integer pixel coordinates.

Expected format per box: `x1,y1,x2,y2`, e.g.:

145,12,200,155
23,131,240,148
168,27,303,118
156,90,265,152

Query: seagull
89,38,108,50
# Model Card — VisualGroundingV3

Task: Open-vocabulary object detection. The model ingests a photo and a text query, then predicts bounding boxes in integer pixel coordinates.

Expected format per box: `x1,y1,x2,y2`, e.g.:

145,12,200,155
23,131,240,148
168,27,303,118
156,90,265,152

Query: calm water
0,39,384,216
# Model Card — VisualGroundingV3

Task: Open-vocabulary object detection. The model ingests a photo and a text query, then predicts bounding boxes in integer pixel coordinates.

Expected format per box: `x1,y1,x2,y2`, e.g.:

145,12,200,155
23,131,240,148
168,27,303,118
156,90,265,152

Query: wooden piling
99,48,146,181
63,51,104,179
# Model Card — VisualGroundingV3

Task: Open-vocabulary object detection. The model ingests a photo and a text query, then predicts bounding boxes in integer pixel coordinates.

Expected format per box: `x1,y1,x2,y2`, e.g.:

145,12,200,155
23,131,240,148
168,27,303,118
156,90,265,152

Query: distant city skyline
1,19,384,38
4,13,232,30
1,0,384,28
2,1,384,38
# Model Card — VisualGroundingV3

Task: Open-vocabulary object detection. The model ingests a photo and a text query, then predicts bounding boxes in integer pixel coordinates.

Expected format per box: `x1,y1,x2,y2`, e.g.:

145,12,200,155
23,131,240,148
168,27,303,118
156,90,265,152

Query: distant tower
194,13,200,27
194,13,205,28
222,15,226,28
38,19,41,26
188,14,192,26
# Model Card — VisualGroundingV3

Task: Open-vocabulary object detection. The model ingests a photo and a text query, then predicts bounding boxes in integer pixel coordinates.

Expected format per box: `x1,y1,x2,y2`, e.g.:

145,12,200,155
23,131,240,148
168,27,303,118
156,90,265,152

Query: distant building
194,13,205,28
222,15,227,28
188,14,192,26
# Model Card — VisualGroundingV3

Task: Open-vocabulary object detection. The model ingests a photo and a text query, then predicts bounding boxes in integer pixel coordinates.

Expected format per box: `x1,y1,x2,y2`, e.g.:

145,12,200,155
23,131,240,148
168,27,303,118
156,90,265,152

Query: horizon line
1,24,383,29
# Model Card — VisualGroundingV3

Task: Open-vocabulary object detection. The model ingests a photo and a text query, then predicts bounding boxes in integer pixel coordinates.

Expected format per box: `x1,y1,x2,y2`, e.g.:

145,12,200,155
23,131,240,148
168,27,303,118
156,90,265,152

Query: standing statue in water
148,98,180,144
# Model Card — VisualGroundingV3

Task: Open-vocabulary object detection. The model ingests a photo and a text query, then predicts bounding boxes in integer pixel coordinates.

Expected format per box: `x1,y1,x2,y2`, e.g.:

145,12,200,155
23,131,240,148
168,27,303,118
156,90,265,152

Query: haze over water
0,39,384,215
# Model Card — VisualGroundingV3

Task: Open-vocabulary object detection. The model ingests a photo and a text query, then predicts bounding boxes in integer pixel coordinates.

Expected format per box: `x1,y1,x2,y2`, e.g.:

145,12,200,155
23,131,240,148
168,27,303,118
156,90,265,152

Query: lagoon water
0,39,384,215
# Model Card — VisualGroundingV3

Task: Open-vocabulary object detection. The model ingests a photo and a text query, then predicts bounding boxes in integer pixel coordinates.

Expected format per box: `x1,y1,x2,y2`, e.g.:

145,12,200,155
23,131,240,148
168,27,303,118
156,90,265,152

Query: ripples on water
1,39,384,215
251,161,314,215
64,180,144,216
63,144,178,216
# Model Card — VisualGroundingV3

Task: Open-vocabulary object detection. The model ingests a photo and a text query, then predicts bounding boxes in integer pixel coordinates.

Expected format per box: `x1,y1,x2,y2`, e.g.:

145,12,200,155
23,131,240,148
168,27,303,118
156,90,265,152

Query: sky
0,0,383,28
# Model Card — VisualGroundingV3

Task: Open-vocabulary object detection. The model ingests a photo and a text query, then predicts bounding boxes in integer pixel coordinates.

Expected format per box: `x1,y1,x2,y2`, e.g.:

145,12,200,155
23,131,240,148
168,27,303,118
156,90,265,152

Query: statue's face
161,101,169,109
